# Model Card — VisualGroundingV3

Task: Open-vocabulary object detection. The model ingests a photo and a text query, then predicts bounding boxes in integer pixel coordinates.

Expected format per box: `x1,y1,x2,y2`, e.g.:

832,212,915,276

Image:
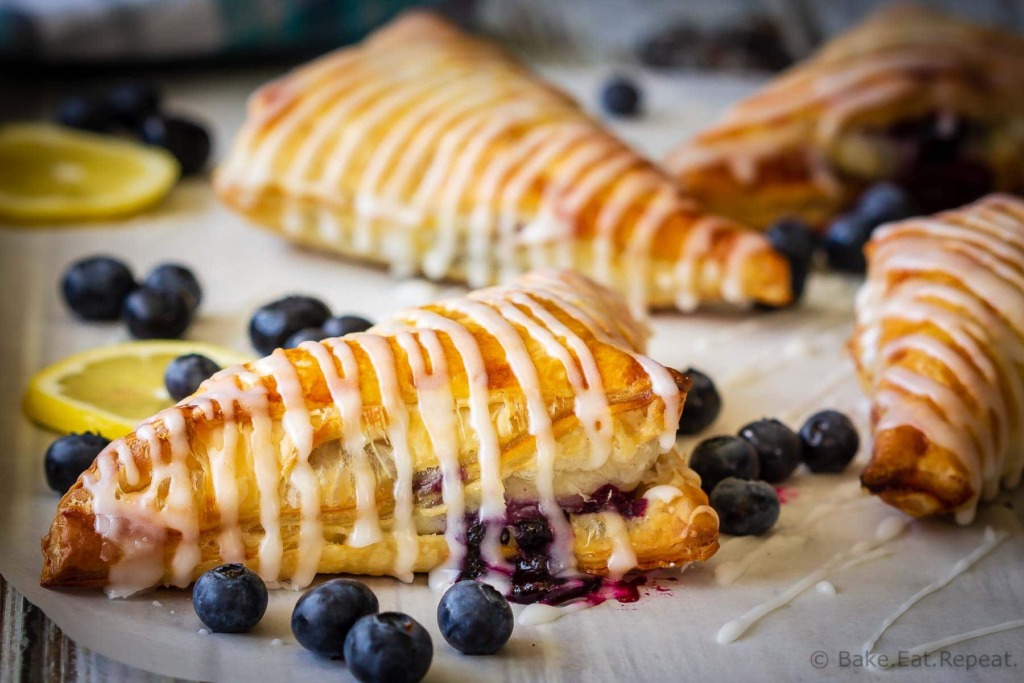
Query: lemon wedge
0,123,180,223
23,341,252,439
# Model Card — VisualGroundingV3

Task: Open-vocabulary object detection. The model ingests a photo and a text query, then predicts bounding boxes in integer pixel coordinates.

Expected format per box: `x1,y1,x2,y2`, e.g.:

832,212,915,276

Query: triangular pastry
41,270,719,599
213,11,792,315
851,195,1024,523
666,5,1024,229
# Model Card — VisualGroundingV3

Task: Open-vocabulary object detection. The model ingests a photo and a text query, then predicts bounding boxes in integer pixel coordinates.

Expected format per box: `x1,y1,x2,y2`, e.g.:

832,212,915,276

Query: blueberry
823,212,875,274
249,295,331,355
61,256,137,321
139,114,211,176
689,435,760,493
710,478,780,536
44,432,110,494
738,418,802,484
284,327,327,349
857,182,916,225
56,95,113,133
600,76,641,118
192,564,268,633
322,314,374,338
344,612,433,683
437,580,514,655
766,218,816,302
143,263,202,313
677,368,721,435
291,579,379,658
800,410,860,473
513,519,553,551
123,286,191,339
164,354,220,402
107,82,161,127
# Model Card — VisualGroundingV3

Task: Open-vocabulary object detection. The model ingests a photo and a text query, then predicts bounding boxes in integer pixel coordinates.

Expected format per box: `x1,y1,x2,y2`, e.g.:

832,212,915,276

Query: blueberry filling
456,485,649,605
870,113,993,214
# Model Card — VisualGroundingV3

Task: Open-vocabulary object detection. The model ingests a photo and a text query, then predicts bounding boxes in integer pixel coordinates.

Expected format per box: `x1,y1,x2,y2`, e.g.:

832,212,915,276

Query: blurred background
2,0,1020,69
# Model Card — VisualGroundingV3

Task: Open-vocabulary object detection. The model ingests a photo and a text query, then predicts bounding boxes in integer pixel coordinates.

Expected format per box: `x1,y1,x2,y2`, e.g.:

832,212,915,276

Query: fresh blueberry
856,181,916,225
321,314,374,338
710,477,780,536
600,76,642,118
56,95,113,133
107,82,161,127
437,580,514,655
192,564,268,633
143,263,202,313
284,327,327,349
800,410,860,473
139,114,211,175
766,218,816,302
164,354,220,402
738,418,802,484
122,286,191,339
291,579,379,659
249,295,331,355
823,212,875,274
344,612,433,683
44,432,110,494
689,435,760,493
61,255,137,321
677,368,722,435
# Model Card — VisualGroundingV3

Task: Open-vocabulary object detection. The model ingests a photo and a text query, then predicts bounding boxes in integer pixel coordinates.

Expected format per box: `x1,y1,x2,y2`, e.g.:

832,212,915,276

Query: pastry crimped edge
41,270,719,594
213,10,793,315
850,194,1024,523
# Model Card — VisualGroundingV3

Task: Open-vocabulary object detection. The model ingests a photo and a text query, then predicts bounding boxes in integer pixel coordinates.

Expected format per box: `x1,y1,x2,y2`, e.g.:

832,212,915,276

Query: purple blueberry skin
122,286,192,339
800,410,860,473
738,418,802,484
283,327,327,349
61,255,137,321
601,76,642,118
248,295,331,355
343,612,433,683
437,580,514,655
164,354,220,402
322,315,374,338
689,435,760,493
143,263,202,313
139,114,212,176
765,218,816,303
192,564,268,633
44,432,110,494
710,477,780,536
291,578,379,659
677,367,722,435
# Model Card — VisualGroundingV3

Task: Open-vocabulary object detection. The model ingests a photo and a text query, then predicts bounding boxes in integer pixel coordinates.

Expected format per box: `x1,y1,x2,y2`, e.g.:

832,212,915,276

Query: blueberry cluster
61,256,202,339
56,82,211,175
190,566,515,682
822,182,917,273
248,295,373,355
689,410,860,536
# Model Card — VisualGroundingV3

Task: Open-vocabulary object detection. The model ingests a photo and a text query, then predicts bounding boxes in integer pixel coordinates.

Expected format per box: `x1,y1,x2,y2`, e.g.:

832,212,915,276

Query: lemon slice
0,123,180,223
23,341,253,439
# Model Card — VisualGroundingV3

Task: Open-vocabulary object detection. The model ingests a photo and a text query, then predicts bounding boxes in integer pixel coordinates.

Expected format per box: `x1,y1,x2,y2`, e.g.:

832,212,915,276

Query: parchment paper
1,68,1022,683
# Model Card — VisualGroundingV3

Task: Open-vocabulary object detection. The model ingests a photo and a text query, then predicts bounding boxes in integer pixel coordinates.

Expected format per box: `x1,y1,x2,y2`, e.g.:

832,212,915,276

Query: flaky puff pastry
850,195,1024,523
41,270,718,596
666,5,1024,230
213,11,792,315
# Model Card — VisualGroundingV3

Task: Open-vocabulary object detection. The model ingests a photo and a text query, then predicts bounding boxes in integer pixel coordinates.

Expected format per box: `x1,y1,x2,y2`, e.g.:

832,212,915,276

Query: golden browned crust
666,5,1024,230
41,270,718,590
213,11,792,312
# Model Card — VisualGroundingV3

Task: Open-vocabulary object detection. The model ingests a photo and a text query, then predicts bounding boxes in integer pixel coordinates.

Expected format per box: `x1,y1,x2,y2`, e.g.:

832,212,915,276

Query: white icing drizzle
216,14,779,315
601,511,638,579
862,527,1008,658
815,580,837,596
717,517,909,644
853,195,1024,520
355,334,418,582
519,600,594,626
82,270,677,599
893,620,1024,665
